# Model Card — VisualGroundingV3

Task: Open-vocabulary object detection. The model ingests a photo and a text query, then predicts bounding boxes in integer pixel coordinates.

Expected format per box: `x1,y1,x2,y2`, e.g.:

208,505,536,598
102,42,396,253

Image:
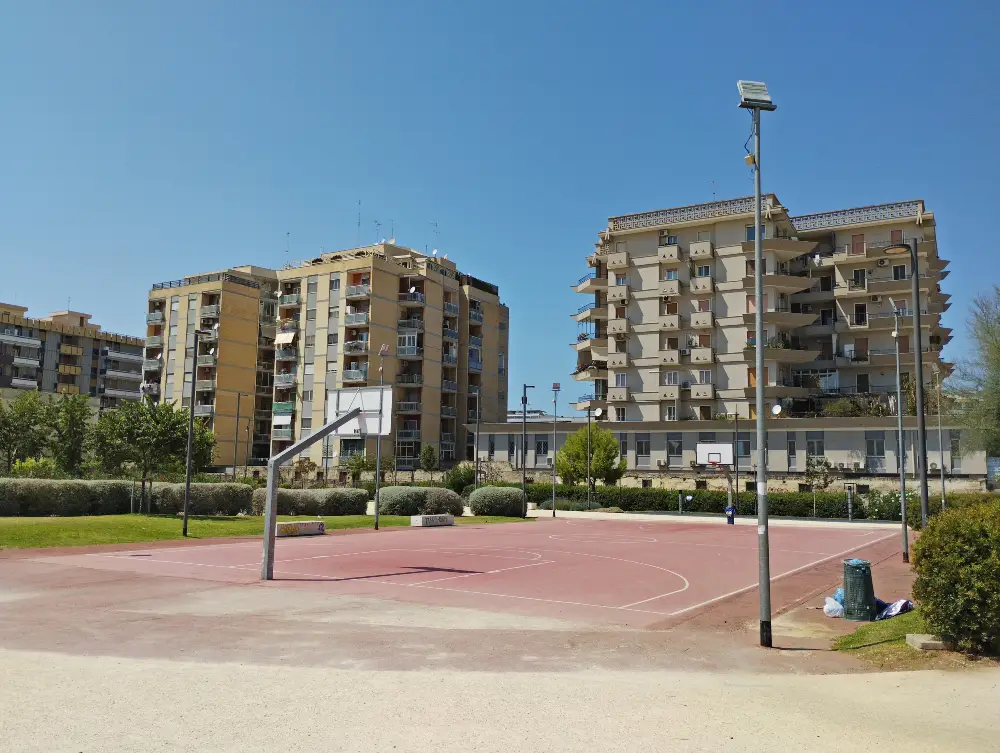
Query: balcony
145,311,164,324
398,318,424,331
468,358,483,372
104,387,141,400
573,271,608,295
0,331,42,348
690,383,715,400
345,312,369,325
659,385,680,400
608,318,629,336
658,245,681,263
343,369,368,382
572,394,607,411
443,327,459,341
608,284,629,304
658,279,680,296
572,334,607,355
56,384,80,395
689,241,714,259
573,363,607,382
443,353,458,366
690,347,714,365
468,410,482,421
345,284,370,298
470,335,483,348
689,277,714,294
573,302,608,323
200,304,220,318
253,432,271,444
272,401,295,415
278,293,301,307
743,342,822,364
13,355,40,368
689,312,714,328
275,347,298,361
146,335,164,347
398,373,423,385
444,302,460,316
195,379,216,392
193,404,214,417
273,427,294,441
441,432,456,443
660,314,680,331
607,250,629,269
441,406,458,418
744,308,819,328
105,368,142,381
608,387,629,402
197,354,217,367
143,383,160,396
11,377,38,389
58,364,82,376
397,429,421,440
60,344,84,356
143,359,162,371
659,349,680,366
399,291,427,305
441,379,458,392
468,384,481,394
274,372,297,388
397,401,422,413
199,330,218,343
469,309,484,323
608,352,629,369
398,346,424,359
105,349,145,363
343,340,368,354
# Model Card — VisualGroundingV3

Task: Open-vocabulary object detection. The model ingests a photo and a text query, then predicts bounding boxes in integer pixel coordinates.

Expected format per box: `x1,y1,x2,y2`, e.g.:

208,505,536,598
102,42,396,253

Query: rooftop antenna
430,221,439,250
285,232,290,268
712,180,717,200
372,220,381,243
357,200,361,245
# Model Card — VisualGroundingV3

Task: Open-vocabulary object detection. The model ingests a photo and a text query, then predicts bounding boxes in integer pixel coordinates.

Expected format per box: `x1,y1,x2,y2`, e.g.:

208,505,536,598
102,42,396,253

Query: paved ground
1,514,998,751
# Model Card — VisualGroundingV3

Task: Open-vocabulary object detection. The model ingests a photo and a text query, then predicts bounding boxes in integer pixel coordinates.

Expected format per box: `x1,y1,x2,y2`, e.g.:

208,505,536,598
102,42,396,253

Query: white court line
663,530,898,618
408,560,555,585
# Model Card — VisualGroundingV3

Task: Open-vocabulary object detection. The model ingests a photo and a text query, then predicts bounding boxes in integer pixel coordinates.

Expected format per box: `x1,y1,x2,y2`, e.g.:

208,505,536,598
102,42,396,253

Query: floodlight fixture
737,80,776,111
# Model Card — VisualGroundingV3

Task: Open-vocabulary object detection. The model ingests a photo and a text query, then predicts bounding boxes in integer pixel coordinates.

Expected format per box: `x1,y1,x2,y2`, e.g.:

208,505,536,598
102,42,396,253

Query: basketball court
32,516,899,629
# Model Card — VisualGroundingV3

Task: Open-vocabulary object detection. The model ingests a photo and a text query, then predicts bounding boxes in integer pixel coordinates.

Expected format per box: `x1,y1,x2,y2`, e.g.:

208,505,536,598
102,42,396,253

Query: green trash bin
843,558,876,621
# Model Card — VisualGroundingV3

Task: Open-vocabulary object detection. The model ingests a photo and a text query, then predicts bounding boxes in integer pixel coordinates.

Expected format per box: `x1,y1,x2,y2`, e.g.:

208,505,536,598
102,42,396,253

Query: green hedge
376,486,463,517
249,487,368,516
913,501,1000,654
469,487,524,517
0,479,134,517
906,492,1000,531
154,483,254,516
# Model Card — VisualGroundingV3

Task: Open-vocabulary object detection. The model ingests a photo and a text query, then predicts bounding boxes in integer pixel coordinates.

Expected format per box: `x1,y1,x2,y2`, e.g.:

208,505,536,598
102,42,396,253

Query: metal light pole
890,300,909,563
885,239,930,526
551,383,559,517
733,409,740,508
474,391,481,490
243,422,251,480
373,344,389,530
586,408,592,511
933,366,946,511
738,80,775,648
521,384,534,517
183,329,211,537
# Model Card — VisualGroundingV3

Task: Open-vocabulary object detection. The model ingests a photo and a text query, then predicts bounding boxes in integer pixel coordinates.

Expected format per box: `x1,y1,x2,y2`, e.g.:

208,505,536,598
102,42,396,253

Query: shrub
442,463,476,494
422,487,465,517
906,492,1000,531
10,458,64,479
0,479,134,516
469,486,524,517
377,486,425,516
912,501,1000,654
154,483,253,516
249,487,368,516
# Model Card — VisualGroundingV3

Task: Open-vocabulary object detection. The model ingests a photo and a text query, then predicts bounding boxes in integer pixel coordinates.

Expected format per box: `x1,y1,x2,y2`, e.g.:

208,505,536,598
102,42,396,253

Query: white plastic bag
824,597,844,618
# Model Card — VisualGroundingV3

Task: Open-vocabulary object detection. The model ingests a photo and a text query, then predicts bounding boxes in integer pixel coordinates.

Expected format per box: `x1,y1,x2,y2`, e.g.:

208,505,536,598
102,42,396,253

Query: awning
272,414,292,426
274,331,297,345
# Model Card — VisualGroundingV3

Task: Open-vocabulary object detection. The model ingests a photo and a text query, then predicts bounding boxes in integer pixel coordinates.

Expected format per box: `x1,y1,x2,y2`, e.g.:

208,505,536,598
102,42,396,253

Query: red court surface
34,518,898,628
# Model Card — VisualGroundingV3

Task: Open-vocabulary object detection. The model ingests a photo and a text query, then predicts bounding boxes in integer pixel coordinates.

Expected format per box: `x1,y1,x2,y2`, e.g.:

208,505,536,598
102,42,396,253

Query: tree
344,451,372,485
555,425,626,490
950,285,1000,456
804,456,836,517
0,391,51,474
419,444,438,477
292,457,318,487
45,394,93,476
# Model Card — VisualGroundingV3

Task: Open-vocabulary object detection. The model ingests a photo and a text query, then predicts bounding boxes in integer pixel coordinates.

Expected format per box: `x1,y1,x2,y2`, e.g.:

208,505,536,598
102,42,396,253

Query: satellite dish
813,254,820,265
770,404,782,416
213,322,220,330
442,254,448,260
388,237,396,244
380,238,386,243
409,286,416,294
432,249,438,255
209,347,216,355
594,408,604,418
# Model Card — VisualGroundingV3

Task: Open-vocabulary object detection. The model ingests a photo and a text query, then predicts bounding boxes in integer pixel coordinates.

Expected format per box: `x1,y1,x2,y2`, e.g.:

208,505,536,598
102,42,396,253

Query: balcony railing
443,327,459,340
399,292,426,304
343,340,369,354
468,410,482,420
275,347,298,360
468,384,481,394
105,368,143,381
441,433,455,443
143,359,162,371
197,354,217,366
272,401,295,415
103,387,141,400
397,401,422,413
279,293,301,306
193,404,214,417
444,302,460,316
146,335,164,347
443,353,458,366
395,456,418,470
469,309,484,323
442,379,458,392
397,373,423,385
273,427,294,441
145,311,164,324
11,377,38,389
345,312,369,325
398,346,424,358
195,380,216,392
468,358,483,372
577,271,597,285
398,319,424,331
105,348,145,362
142,383,160,396
0,331,42,348
200,304,220,318
274,372,297,388
343,369,368,382
397,429,421,440
441,406,457,418
345,284,371,298
469,335,483,348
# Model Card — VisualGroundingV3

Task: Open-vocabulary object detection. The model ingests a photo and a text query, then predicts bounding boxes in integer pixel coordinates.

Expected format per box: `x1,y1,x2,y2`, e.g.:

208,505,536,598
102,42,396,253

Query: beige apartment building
473,196,987,486
1,302,145,409
144,243,509,474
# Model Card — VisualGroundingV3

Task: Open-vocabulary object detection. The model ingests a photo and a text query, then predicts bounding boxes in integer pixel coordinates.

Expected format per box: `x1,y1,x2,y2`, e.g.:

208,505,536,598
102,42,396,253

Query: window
615,406,625,422
304,363,314,376
642,479,653,489
326,361,337,373
698,370,712,384
301,417,313,429
892,264,907,281
488,435,495,459
950,429,962,471
619,433,628,458
667,433,682,460
499,391,505,403
664,268,679,281
636,433,650,460
330,277,340,291
697,299,711,312
736,433,752,462
615,274,627,286
745,224,766,241
664,405,677,421
696,230,711,242
305,335,315,347
508,438,516,461
806,431,824,457
327,333,338,345
306,309,317,321
535,435,549,457
696,265,711,278
302,390,313,401
662,370,678,386
699,432,716,443
329,306,340,318
498,352,505,373
615,372,627,387
658,231,678,246
698,333,711,347
787,436,797,469
865,431,885,458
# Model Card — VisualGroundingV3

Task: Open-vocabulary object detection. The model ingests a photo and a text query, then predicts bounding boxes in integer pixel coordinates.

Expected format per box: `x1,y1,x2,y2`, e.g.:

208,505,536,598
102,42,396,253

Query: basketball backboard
325,385,392,437
696,442,734,467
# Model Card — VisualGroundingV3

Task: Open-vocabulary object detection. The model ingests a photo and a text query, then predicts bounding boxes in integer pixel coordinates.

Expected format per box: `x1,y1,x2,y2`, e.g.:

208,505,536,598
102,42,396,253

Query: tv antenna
373,220,381,243
357,199,361,245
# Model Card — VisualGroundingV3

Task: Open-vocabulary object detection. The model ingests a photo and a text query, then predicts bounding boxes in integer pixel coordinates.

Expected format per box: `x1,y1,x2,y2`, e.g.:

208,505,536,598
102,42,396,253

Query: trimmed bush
442,463,476,494
907,492,1000,531
913,501,1000,654
249,487,368,516
422,487,465,517
154,483,253,516
377,486,425,516
469,486,524,517
0,479,135,517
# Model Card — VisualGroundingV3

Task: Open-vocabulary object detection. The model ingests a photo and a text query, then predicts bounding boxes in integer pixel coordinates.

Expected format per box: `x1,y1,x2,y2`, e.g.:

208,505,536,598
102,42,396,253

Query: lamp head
770,404,782,416
594,408,604,418
736,80,776,110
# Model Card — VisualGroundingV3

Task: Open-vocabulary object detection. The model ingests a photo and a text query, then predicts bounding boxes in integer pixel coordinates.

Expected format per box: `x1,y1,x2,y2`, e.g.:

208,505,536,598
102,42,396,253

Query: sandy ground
2,648,998,753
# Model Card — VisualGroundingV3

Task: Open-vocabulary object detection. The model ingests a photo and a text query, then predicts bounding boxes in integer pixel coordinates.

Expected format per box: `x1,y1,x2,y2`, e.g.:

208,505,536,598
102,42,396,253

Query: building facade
144,244,509,473
0,303,145,409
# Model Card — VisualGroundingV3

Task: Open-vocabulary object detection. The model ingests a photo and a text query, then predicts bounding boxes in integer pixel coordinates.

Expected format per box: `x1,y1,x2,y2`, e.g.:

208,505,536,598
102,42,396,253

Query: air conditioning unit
870,296,882,303
657,459,667,467
680,348,690,356
547,457,553,467
853,462,862,470
877,258,889,267
681,381,691,389
838,463,846,469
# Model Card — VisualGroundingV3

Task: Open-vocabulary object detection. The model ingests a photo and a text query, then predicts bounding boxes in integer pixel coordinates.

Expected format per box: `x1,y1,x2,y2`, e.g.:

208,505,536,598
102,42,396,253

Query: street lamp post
885,239,930,526
521,384,534,517
374,344,390,530
183,329,212,537
474,391,481,491
586,407,592,511
738,79,776,648
933,366,946,511
551,383,559,517
890,299,910,563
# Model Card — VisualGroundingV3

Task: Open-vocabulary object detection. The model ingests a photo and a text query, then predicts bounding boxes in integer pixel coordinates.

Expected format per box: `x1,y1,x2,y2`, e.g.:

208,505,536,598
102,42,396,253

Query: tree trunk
140,475,147,515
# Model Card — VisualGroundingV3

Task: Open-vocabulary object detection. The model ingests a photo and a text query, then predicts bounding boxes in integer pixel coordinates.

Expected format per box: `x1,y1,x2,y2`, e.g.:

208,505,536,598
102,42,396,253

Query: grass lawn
0,514,533,550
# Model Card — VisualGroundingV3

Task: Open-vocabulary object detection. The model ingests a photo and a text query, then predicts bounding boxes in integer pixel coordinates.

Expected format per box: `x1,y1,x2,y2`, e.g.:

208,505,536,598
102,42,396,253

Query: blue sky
2,1,998,412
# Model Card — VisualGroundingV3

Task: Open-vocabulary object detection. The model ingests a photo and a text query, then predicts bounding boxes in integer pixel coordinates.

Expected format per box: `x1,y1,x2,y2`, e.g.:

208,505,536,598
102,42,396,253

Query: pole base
902,552,909,564
760,620,772,648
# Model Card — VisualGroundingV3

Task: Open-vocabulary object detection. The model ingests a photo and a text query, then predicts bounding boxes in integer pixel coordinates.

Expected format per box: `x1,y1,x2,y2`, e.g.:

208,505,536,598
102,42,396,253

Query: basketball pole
373,345,389,530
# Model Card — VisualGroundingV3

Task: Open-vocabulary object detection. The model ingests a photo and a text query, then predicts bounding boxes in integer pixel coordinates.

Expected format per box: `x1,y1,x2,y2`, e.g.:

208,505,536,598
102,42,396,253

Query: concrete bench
410,514,454,527
276,520,326,537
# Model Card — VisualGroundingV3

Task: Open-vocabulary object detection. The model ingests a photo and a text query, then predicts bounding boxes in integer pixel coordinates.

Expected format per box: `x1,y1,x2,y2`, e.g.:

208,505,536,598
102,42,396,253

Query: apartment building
0,302,145,409
145,243,509,474
470,195,984,483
